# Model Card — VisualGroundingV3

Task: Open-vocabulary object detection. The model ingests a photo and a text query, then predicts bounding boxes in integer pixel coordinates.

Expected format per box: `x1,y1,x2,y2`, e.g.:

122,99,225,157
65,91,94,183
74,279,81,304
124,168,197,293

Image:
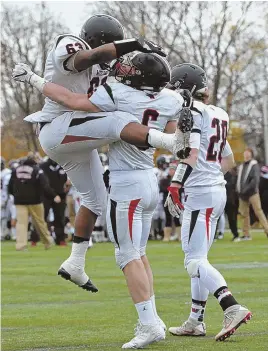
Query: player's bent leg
41,146,106,293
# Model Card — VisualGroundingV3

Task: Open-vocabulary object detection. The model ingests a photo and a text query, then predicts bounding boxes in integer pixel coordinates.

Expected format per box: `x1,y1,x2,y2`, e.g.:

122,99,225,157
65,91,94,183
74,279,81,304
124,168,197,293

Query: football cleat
135,317,166,336
169,320,206,336
215,305,252,341
122,323,165,349
58,261,98,293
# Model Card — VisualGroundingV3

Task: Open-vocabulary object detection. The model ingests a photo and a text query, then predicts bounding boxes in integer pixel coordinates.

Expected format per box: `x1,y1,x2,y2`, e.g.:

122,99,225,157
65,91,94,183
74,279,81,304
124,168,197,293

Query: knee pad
185,258,208,278
139,246,146,257
115,247,141,270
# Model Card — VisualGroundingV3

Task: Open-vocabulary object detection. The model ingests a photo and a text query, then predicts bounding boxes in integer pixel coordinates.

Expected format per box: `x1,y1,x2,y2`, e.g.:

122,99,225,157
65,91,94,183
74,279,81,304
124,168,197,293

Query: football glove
12,63,34,83
164,185,184,218
138,39,167,57
175,106,194,159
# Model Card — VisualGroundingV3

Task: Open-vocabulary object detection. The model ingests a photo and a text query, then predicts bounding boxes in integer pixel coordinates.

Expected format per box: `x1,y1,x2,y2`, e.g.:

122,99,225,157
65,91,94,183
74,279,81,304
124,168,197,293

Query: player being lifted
165,63,252,341
12,23,188,297
13,52,194,348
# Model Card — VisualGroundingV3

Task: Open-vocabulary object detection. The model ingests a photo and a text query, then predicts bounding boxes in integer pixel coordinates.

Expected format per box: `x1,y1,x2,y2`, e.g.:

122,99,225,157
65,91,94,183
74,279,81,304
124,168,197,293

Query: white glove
12,63,47,92
164,186,184,218
12,63,34,83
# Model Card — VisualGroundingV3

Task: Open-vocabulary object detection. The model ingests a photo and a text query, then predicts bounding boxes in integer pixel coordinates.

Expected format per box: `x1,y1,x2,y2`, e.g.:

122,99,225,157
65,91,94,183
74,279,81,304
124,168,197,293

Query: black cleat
58,267,98,293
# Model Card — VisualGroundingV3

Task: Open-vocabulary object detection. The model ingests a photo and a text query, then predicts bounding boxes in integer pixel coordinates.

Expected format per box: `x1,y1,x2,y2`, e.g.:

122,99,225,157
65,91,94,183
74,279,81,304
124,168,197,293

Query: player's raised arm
12,63,100,112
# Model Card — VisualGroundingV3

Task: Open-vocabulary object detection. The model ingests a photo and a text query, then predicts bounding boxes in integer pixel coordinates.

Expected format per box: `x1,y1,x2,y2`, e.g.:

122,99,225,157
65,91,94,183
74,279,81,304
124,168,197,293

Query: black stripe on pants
188,210,200,243
110,199,120,249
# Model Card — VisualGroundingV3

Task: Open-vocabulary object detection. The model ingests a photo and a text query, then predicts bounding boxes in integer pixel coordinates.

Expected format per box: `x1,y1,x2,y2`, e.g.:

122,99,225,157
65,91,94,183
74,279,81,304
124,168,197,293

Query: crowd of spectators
1,147,268,250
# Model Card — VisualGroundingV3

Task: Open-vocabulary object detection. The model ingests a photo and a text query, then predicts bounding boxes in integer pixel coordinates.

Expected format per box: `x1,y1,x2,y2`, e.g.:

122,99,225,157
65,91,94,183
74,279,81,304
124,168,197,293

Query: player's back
41,34,109,122
185,101,230,191
90,83,183,171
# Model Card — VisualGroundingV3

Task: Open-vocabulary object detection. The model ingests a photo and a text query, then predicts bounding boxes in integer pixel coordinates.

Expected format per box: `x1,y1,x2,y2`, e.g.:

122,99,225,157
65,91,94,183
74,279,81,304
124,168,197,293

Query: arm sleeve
222,140,233,157
89,83,117,111
53,36,90,75
189,113,202,149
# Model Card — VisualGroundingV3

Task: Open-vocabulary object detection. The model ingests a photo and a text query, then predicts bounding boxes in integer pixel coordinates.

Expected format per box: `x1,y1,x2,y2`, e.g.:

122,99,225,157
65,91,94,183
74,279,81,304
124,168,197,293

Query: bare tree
92,1,267,158
1,2,68,152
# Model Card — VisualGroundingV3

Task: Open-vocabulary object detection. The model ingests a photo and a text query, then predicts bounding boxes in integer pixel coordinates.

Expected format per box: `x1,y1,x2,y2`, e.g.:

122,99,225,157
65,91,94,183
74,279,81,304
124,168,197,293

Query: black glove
114,38,167,58
180,89,193,108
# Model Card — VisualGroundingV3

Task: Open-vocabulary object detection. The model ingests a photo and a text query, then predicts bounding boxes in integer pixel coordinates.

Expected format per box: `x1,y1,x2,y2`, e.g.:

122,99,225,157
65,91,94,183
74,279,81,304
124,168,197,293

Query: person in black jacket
40,158,67,245
8,155,60,250
224,169,239,241
260,166,268,218
237,148,268,239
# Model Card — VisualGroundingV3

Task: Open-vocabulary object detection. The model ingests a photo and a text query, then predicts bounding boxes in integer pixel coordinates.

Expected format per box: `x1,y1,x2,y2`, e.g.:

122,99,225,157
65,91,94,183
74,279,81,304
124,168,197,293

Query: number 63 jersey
89,82,184,171
184,100,233,190
41,34,109,122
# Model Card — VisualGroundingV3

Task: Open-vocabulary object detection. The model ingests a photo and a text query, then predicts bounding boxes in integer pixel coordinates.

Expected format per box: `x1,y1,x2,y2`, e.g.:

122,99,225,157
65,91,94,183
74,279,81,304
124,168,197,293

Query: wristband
113,39,141,57
172,162,193,185
29,73,47,93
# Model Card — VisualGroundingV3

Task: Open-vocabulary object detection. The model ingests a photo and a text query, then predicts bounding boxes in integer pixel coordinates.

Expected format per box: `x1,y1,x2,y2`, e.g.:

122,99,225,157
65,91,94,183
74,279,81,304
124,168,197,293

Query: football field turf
2,232,268,351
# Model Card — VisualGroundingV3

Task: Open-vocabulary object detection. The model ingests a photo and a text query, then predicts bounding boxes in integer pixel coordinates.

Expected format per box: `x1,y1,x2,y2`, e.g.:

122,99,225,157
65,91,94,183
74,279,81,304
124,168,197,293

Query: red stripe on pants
128,199,141,241
61,135,99,144
206,208,213,241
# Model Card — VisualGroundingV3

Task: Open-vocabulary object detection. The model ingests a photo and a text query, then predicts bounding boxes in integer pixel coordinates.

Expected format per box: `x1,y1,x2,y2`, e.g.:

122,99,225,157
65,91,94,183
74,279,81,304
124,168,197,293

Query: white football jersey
90,83,183,171
32,34,109,123
1,168,12,194
185,101,232,190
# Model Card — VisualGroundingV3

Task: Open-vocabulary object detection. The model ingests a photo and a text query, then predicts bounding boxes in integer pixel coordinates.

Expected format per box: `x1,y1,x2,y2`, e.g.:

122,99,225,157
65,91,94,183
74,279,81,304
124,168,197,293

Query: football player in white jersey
12,53,193,349
12,45,188,301
165,63,252,341
12,15,181,294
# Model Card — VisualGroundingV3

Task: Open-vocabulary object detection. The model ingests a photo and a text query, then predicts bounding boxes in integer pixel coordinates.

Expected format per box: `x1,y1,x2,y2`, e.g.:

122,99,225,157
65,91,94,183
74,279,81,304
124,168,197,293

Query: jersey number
87,76,108,96
142,109,159,126
206,118,228,162
66,42,83,54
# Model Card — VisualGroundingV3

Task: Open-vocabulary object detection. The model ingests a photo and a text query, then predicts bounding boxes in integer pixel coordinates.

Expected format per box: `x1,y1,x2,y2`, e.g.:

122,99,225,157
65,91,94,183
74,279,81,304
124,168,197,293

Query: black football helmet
114,52,171,92
168,63,208,101
80,14,124,48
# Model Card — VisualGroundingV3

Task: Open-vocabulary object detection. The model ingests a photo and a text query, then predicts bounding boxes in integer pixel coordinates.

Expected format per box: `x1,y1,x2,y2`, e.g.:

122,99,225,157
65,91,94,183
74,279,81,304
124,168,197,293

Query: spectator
40,158,67,246
225,169,240,241
237,148,268,240
260,165,268,219
8,155,59,250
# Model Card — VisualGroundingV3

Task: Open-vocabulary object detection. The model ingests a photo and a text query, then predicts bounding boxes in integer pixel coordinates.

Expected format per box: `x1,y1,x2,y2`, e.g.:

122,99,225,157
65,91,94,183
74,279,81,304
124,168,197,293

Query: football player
12,53,192,348
12,15,180,294
165,63,252,341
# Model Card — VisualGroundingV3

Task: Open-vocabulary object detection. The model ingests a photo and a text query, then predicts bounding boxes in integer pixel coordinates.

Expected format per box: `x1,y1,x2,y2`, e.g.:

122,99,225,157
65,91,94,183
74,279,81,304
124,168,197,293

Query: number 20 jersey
185,100,233,190
90,83,184,171
40,34,109,122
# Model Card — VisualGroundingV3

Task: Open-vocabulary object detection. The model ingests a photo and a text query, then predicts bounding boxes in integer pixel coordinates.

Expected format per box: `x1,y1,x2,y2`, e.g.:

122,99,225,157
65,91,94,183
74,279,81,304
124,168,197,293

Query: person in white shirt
12,16,182,295
165,63,252,342
12,52,194,349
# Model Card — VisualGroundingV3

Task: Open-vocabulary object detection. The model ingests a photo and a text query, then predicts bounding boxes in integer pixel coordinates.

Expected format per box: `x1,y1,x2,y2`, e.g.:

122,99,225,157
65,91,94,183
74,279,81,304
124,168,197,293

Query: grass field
2,231,268,351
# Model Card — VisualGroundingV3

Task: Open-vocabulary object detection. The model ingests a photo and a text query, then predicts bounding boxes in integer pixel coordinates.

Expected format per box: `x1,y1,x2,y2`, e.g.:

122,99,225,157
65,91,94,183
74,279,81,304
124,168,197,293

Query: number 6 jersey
89,82,184,171
185,100,233,190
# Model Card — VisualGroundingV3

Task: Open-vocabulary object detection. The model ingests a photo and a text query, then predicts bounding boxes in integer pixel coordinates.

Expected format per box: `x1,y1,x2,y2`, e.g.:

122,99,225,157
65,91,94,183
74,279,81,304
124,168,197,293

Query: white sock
135,300,157,325
68,241,89,267
148,129,174,152
150,295,158,319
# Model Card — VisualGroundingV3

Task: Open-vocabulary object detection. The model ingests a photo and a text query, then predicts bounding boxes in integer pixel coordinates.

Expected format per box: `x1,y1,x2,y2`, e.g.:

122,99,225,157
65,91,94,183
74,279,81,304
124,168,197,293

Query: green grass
2,231,268,351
